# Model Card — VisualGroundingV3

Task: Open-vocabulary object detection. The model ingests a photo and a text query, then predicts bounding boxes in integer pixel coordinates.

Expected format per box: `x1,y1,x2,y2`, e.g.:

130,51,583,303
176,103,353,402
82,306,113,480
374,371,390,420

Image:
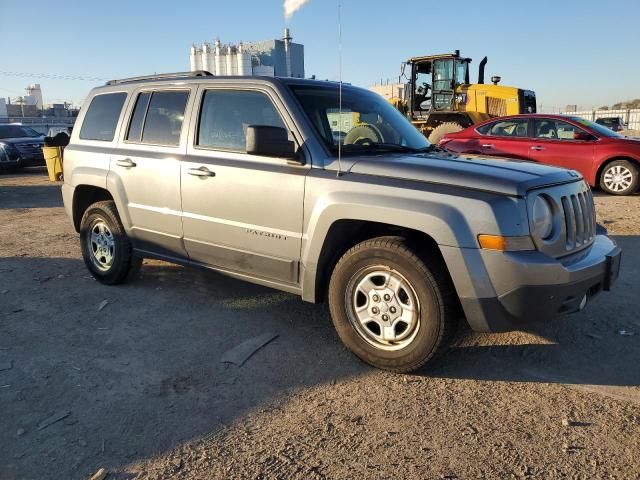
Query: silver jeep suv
62,72,621,372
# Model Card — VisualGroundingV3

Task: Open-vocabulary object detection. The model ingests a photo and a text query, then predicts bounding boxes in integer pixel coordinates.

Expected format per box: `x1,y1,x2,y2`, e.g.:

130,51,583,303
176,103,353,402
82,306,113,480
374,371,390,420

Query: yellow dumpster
43,146,64,181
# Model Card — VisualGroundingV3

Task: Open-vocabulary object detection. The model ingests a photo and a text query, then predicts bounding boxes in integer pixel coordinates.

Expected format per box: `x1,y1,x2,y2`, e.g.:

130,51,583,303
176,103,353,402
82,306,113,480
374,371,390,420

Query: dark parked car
595,117,626,132
0,124,45,171
440,114,640,195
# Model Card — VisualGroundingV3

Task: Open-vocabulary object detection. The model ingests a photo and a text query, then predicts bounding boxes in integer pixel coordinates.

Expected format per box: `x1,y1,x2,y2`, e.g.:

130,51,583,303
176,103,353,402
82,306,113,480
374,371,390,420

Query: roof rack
105,71,213,86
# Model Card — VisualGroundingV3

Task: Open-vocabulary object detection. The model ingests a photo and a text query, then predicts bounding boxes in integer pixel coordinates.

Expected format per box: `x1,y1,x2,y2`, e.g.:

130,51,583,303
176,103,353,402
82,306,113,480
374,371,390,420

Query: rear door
477,117,530,160
180,86,308,285
110,87,194,258
528,118,595,175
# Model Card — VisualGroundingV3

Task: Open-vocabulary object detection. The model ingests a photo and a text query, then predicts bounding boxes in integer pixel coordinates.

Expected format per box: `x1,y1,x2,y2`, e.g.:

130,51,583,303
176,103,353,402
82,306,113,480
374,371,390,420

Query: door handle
116,158,137,168
482,144,494,148
530,146,545,151
188,166,216,177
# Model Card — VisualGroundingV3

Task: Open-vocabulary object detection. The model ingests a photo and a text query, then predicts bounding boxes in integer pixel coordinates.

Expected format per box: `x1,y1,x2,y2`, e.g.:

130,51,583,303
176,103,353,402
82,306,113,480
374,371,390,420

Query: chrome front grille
561,189,596,250
15,143,44,158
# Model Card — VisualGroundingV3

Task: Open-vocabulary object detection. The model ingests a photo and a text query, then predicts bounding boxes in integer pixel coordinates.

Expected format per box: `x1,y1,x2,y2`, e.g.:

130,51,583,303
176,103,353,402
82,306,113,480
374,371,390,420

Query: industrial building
368,82,408,102
0,84,44,118
189,28,304,78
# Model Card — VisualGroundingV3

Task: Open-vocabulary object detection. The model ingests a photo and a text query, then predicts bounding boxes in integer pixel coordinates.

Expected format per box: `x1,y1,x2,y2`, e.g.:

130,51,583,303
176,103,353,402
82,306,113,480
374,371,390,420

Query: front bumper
0,158,20,170
18,152,45,167
443,235,621,332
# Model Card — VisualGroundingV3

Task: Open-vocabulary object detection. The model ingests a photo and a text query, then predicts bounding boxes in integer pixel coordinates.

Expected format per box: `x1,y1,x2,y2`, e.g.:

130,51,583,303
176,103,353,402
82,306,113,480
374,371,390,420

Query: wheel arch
425,112,474,130
72,185,114,232
305,219,451,304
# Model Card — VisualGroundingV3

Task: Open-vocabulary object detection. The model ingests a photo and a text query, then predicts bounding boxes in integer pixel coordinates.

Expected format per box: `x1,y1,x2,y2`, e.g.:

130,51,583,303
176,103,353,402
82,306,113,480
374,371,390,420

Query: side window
476,123,492,135
535,119,585,140
197,90,286,151
126,91,189,146
126,92,151,142
79,92,127,141
485,119,529,138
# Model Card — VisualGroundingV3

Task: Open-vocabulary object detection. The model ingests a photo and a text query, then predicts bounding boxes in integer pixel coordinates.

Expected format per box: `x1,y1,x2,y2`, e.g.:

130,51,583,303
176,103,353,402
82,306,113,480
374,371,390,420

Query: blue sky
1,0,638,110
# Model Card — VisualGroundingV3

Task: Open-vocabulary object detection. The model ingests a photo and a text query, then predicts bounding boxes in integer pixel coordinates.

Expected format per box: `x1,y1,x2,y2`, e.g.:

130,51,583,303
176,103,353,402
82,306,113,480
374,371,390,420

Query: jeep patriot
61,72,622,372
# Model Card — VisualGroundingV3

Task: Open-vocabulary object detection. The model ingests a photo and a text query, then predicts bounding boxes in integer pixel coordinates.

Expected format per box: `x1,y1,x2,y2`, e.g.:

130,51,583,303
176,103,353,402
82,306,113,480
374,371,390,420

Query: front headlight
531,196,553,240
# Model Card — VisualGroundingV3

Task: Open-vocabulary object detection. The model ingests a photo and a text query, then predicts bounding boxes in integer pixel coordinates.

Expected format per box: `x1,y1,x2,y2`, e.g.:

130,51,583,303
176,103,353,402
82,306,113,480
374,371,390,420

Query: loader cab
408,52,471,119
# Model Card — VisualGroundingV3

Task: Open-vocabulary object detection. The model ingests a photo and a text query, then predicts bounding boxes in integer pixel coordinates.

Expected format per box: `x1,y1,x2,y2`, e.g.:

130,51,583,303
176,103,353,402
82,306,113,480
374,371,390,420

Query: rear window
79,92,127,141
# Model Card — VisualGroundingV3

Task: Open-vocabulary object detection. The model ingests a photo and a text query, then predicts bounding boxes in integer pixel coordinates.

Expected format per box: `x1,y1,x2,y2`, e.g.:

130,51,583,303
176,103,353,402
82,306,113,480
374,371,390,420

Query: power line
0,71,107,82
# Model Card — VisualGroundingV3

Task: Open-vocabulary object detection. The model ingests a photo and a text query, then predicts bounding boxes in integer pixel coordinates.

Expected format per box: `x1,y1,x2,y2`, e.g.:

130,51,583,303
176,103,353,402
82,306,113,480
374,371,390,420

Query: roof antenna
336,0,344,177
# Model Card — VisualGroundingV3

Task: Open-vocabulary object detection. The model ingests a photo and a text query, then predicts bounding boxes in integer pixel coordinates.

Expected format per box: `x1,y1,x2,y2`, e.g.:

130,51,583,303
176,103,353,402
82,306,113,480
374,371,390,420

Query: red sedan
440,114,640,195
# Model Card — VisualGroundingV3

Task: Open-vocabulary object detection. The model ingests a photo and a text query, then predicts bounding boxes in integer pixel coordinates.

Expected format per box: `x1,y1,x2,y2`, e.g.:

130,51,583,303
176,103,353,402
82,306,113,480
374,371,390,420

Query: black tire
80,200,142,285
328,236,458,373
427,122,464,144
599,160,639,195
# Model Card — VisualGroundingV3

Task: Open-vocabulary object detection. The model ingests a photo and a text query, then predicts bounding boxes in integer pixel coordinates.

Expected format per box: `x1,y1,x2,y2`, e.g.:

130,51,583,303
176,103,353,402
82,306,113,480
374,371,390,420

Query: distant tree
612,98,640,109
598,106,609,110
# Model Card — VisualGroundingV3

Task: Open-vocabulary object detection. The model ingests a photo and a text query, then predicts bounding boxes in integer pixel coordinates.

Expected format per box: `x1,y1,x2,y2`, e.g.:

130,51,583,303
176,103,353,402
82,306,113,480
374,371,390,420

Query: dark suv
0,124,45,171
595,117,625,132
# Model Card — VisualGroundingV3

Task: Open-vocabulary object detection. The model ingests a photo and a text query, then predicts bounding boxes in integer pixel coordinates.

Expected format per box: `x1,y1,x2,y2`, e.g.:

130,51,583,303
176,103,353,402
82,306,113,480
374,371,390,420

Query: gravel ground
0,169,639,480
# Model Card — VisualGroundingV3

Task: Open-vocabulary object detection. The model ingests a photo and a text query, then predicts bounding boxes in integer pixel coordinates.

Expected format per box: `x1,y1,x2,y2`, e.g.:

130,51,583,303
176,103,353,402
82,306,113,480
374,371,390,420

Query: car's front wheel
600,160,639,195
79,200,142,284
328,236,458,372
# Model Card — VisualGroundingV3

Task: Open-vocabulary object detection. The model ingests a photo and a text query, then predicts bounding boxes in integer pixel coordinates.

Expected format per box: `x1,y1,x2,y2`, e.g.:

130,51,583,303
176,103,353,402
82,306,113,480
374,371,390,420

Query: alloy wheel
345,266,421,351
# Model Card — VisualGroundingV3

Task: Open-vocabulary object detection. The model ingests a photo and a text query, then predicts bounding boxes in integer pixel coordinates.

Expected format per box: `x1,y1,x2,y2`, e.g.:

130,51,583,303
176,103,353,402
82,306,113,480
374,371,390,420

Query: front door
180,87,308,285
528,118,595,175
432,59,455,111
111,88,193,258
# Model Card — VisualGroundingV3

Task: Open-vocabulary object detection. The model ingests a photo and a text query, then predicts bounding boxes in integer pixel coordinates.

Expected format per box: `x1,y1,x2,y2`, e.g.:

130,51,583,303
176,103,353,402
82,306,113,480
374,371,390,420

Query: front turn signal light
478,234,535,252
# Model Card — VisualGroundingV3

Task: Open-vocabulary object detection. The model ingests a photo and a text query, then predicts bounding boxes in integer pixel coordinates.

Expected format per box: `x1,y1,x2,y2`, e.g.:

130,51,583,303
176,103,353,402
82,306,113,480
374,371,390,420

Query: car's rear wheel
328,236,458,372
80,200,142,284
600,160,639,195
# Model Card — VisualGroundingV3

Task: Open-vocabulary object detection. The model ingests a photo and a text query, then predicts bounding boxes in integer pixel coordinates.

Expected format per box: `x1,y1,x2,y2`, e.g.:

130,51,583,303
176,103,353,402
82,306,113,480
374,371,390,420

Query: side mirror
574,131,596,141
246,125,300,162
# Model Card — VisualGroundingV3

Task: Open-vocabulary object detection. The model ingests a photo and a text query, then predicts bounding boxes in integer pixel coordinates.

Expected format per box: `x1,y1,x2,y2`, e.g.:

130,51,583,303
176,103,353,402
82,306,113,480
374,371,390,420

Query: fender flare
300,191,477,301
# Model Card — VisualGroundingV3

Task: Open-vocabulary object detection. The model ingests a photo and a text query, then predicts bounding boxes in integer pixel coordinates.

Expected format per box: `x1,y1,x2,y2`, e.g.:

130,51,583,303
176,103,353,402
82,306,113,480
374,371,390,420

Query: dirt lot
1,169,639,480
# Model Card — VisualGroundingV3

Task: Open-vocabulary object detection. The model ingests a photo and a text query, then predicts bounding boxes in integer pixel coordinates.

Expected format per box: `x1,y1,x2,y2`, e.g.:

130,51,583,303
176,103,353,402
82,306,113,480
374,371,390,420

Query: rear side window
126,92,151,142
126,91,189,146
197,90,285,151
79,92,127,141
479,118,529,137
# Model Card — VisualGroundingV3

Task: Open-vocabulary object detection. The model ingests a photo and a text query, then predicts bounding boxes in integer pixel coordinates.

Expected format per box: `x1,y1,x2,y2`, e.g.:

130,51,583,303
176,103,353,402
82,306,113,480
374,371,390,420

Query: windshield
570,117,624,138
289,84,430,154
0,125,41,139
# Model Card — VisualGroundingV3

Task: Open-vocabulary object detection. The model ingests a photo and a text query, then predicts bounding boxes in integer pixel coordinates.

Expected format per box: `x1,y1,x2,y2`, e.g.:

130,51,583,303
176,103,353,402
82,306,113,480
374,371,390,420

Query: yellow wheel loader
392,50,537,144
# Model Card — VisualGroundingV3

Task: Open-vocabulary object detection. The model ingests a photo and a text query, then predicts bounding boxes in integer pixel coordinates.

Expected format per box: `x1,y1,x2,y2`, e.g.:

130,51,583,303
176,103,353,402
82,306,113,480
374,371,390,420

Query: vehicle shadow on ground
0,255,364,479
593,190,640,197
0,184,63,209
0,169,62,209
421,235,640,389
1,237,638,478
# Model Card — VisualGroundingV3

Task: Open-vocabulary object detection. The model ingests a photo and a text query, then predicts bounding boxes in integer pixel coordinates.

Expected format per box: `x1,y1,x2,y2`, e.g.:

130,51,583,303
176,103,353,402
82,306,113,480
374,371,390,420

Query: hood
0,137,44,145
618,136,640,144
346,151,582,197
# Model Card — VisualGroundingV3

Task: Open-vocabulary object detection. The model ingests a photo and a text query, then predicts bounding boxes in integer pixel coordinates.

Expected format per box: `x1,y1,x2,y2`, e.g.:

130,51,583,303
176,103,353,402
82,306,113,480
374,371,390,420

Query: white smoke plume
284,0,310,22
